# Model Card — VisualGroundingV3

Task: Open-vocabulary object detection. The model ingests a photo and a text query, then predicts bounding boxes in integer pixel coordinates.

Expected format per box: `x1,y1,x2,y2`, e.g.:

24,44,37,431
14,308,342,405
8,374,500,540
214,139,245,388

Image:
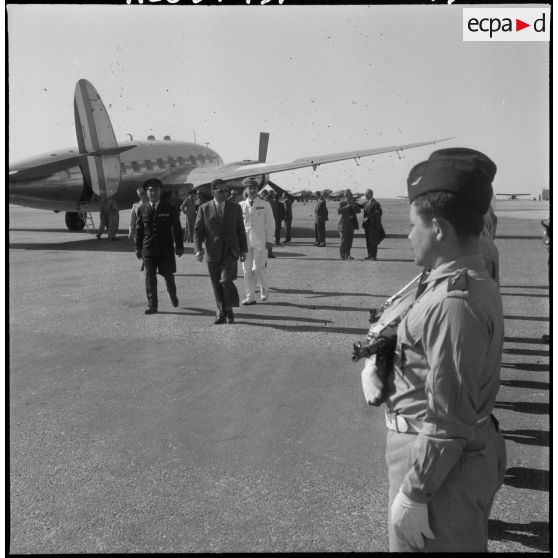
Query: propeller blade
258,132,270,163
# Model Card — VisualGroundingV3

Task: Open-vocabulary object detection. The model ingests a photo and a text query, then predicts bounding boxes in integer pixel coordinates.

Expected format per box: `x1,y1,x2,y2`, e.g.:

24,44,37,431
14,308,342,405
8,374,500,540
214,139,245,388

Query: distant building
542,189,550,201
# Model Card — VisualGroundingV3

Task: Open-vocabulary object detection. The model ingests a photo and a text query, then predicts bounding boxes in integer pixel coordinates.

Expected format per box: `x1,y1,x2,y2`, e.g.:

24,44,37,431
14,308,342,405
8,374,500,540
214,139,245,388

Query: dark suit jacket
315,199,328,222
193,199,248,262
282,198,293,221
362,198,383,227
136,200,183,259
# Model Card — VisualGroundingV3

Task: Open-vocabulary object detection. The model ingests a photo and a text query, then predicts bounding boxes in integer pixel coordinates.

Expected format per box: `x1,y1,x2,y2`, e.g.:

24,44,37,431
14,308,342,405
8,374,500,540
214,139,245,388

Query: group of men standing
314,188,385,260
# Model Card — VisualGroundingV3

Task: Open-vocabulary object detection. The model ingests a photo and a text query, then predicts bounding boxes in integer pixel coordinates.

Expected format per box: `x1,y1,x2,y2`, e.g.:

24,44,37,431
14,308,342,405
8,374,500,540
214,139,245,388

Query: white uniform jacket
240,197,275,250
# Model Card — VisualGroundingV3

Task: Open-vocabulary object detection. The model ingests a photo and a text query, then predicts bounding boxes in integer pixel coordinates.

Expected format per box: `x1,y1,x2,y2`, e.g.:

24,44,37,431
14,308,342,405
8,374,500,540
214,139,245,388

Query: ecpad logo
463,8,550,42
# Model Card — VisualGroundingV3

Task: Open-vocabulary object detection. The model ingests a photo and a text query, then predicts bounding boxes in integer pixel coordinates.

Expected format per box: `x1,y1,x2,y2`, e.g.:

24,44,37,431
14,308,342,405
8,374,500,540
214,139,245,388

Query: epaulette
447,268,468,292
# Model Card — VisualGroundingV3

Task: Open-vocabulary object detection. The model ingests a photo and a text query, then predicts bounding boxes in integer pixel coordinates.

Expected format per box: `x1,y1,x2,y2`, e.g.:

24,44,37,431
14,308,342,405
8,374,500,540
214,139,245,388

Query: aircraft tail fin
74,79,122,199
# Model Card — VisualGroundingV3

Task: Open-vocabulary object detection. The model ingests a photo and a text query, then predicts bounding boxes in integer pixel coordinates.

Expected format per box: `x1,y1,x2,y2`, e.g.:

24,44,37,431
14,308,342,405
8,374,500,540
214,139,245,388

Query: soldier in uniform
361,148,506,552
135,179,184,314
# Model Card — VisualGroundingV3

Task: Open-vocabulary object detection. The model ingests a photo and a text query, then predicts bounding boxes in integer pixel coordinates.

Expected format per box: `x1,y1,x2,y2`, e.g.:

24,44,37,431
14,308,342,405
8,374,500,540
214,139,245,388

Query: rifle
352,272,423,405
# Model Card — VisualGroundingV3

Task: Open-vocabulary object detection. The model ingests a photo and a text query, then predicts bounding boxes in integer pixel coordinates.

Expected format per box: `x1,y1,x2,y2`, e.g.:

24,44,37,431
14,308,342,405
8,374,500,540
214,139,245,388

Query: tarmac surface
8,199,550,553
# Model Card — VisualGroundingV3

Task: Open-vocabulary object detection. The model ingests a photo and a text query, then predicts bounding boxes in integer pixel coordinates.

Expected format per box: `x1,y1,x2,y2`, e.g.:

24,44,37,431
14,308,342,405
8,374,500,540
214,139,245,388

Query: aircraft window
55,170,71,179
120,163,127,174
131,161,141,172
157,158,166,169
145,160,153,171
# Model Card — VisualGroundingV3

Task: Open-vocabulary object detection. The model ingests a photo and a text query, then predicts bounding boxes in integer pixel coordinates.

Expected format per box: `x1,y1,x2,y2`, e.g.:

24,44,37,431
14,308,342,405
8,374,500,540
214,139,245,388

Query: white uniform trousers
242,247,269,301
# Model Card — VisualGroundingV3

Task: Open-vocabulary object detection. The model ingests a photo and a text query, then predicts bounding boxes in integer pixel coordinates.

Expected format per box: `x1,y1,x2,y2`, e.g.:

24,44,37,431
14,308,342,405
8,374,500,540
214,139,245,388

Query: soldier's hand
391,490,434,549
239,251,247,263
195,250,204,262
176,247,184,257
361,355,384,406
136,250,142,260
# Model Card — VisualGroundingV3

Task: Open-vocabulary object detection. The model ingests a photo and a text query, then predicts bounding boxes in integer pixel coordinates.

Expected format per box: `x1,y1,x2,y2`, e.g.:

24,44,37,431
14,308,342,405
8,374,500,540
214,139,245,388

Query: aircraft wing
158,137,453,187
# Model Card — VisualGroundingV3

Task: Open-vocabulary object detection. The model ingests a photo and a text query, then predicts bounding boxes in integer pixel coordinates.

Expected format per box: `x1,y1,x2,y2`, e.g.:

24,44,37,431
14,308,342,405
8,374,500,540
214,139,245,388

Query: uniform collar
423,252,485,284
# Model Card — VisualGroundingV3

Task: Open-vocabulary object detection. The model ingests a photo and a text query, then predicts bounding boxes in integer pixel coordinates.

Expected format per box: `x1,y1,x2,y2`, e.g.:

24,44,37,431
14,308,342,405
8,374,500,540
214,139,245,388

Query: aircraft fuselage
9,140,224,212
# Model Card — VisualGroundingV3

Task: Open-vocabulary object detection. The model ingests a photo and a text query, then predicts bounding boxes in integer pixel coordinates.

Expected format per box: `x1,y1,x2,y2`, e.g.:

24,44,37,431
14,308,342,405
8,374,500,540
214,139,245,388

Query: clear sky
7,3,550,198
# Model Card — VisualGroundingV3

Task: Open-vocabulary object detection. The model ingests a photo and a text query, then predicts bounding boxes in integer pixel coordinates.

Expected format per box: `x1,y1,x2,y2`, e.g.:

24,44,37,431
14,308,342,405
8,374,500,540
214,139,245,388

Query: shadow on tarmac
489,519,549,551
502,347,549,357
265,301,384,313
269,287,391,299
500,291,550,299
236,321,363,335
500,379,549,391
502,429,550,447
503,314,549,322
501,362,549,373
503,467,549,491
504,336,549,345
501,284,549,290
9,238,196,254
494,401,549,415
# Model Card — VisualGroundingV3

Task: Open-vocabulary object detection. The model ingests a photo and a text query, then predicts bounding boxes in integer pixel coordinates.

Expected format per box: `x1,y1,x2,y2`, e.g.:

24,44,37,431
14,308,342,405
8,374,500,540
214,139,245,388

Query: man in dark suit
273,192,285,245
135,179,184,314
281,193,293,243
362,189,384,260
314,190,328,247
193,179,248,324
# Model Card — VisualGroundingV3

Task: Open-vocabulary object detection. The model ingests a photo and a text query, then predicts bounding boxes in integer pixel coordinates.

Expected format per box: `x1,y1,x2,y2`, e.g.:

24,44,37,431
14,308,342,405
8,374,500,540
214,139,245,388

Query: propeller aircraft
496,193,532,200
9,79,453,231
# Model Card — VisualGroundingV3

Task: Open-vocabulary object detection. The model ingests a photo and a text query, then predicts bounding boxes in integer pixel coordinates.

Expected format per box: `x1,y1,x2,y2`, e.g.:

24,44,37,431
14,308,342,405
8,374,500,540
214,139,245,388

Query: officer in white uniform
361,148,506,552
239,177,275,304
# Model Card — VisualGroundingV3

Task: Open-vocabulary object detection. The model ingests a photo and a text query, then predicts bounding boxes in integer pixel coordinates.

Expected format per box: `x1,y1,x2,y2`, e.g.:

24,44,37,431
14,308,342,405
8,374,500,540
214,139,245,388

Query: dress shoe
364,256,377,261
226,312,235,324
170,294,179,308
346,255,354,260
214,315,227,325
242,298,257,305
96,235,101,240
314,242,320,246
318,243,326,247
144,308,158,315
268,254,276,258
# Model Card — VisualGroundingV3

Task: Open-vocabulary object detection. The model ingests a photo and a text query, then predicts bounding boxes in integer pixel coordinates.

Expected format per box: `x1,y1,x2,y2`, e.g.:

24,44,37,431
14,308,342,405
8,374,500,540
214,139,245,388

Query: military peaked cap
242,177,260,188
143,178,162,191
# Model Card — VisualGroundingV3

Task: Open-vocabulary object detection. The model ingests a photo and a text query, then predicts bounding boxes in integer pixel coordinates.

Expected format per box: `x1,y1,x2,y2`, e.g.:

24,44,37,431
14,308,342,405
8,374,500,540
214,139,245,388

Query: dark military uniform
136,200,183,311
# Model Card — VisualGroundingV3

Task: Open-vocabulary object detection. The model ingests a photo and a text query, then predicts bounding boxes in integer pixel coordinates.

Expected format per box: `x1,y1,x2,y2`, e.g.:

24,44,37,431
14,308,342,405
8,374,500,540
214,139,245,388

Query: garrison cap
242,177,260,188
143,178,162,191
407,148,496,214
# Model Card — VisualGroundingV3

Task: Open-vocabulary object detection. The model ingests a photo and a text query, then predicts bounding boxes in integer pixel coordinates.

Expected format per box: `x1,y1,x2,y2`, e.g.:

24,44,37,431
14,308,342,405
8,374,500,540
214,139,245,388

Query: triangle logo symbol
516,19,530,31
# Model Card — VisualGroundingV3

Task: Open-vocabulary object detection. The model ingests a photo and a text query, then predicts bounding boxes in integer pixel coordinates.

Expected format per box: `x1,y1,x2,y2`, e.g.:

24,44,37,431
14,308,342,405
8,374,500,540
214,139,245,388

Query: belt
384,410,422,434
385,410,492,434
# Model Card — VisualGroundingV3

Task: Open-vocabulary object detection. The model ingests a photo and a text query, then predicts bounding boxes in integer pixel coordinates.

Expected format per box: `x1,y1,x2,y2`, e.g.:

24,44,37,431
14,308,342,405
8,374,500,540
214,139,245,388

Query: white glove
391,489,435,549
360,355,384,406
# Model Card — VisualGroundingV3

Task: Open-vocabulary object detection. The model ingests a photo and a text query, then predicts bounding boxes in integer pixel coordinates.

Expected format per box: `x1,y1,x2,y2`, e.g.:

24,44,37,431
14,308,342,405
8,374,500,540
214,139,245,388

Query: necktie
217,203,224,218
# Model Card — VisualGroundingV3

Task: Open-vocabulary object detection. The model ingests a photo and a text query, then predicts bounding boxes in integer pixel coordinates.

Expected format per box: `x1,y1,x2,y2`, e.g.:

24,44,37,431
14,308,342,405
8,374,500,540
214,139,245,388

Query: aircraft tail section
74,79,121,199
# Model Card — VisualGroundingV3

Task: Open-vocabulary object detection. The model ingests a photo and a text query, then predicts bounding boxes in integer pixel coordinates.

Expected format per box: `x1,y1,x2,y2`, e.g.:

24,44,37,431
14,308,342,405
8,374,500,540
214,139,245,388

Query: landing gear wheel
65,211,87,231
